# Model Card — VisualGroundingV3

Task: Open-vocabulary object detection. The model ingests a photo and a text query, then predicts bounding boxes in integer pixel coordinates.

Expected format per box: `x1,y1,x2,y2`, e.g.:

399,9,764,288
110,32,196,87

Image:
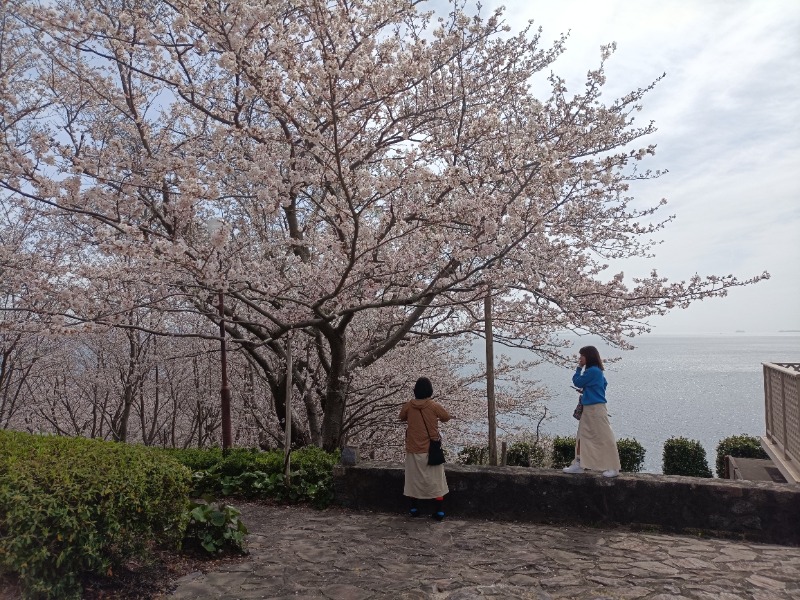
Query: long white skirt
403,453,449,499
577,403,621,471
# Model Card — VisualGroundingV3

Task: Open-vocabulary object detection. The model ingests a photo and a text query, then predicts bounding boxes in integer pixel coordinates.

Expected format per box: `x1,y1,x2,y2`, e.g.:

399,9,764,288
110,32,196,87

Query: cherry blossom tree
1,0,766,450
0,327,52,430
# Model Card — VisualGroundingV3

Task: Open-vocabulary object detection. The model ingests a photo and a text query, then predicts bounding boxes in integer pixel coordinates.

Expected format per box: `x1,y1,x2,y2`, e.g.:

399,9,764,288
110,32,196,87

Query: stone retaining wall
333,461,800,546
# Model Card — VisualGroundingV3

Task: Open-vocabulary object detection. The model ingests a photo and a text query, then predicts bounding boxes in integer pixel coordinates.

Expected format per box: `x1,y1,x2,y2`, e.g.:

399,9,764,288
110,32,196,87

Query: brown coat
399,398,451,453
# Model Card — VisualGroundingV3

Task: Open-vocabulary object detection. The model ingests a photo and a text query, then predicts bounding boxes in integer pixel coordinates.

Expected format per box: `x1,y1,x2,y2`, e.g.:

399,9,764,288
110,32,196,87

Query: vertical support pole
284,334,293,481
219,290,232,453
485,288,497,466
764,364,772,440
781,370,788,459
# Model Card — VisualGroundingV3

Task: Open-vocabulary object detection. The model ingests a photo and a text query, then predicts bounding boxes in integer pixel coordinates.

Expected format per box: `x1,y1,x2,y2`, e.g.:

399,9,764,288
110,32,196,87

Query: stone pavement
167,502,800,600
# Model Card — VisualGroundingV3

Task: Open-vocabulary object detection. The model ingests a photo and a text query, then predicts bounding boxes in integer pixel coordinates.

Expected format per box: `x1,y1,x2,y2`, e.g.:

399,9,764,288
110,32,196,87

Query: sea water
498,333,800,474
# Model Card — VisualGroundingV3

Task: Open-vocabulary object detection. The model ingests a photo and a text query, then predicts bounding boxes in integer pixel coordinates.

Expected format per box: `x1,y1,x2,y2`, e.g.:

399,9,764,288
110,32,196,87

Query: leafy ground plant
183,500,248,556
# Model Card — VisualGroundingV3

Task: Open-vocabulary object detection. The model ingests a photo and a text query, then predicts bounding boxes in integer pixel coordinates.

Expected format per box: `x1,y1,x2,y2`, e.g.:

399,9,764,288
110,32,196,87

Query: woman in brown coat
398,377,451,520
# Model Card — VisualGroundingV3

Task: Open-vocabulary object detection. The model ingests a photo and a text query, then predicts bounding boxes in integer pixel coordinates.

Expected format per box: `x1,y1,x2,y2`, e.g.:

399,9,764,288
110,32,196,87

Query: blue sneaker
409,508,420,517
431,511,445,521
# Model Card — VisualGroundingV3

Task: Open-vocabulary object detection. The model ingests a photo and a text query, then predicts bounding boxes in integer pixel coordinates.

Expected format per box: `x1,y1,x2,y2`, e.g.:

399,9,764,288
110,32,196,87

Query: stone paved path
167,503,800,599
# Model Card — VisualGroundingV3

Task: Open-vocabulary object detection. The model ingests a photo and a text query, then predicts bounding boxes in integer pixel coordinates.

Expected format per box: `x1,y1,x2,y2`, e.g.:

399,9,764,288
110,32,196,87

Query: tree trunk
303,385,323,446
320,332,348,451
114,387,134,442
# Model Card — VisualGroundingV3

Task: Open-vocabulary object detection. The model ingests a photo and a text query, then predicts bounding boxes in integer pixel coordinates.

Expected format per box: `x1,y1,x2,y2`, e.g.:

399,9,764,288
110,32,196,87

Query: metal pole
219,290,232,453
485,288,497,466
284,334,293,481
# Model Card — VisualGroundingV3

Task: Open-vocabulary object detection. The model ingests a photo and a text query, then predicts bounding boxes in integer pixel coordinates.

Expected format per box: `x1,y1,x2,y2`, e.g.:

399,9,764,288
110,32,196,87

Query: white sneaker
563,462,584,474
602,469,619,478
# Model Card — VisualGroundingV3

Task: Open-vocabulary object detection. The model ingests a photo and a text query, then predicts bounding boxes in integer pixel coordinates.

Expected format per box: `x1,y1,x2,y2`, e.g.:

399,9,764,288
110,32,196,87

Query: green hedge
217,447,281,476
164,447,224,471
287,446,341,507
164,446,284,476
176,446,340,509
662,437,713,478
550,436,645,472
506,441,547,467
617,438,646,473
715,434,769,478
457,442,548,467
551,436,577,469
457,445,489,465
0,430,191,599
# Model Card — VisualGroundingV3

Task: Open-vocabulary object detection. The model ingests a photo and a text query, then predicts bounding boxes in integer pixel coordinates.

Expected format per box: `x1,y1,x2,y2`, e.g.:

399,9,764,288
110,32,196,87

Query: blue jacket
573,366,607,405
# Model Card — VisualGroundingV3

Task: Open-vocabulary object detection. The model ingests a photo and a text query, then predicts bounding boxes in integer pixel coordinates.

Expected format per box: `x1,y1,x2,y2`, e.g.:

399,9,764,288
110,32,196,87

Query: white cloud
483,0,800,333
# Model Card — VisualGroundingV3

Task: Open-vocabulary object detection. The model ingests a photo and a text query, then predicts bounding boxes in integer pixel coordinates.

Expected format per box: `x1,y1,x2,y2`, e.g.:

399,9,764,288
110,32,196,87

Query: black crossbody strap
413,405,435,440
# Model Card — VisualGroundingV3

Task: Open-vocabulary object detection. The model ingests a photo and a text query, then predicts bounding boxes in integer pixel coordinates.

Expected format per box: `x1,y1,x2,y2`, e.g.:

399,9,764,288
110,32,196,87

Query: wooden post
781,370,788,460
485,288,497,466
283,334,293,481
763,364,772,441
501,441,507,466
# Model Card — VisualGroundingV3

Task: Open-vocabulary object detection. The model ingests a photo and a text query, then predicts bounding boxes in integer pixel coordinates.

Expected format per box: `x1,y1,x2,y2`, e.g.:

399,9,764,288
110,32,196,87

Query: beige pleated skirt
403,453,449,499
577,403,621,472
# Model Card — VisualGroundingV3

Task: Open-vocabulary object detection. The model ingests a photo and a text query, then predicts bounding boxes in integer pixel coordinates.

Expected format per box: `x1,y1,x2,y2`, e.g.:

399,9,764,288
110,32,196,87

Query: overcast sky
477,0,800,335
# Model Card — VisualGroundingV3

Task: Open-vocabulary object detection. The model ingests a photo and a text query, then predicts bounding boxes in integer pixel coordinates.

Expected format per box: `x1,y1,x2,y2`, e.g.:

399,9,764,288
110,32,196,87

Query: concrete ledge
761,435,800,483
333,462,800,546
726,456,787,483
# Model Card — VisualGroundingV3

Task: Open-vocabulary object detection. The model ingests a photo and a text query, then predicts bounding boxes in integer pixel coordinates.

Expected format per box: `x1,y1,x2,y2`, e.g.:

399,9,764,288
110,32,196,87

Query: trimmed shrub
715,434,769,478
617,438,646,473
164,447,224,471
287,446,341,508
166,447,284,478
0,430,191,599
187,446,340,509
506,441,547,467
551,436,577,469
216,447,272,476
662,437,713,477
551,436,645,472
253,450,285,473
457,445,490,465
183,449,280,498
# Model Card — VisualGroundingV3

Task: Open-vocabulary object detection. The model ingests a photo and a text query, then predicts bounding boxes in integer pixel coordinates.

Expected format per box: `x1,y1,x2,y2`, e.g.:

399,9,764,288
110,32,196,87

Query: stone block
333,462,800,545
341,445,360,466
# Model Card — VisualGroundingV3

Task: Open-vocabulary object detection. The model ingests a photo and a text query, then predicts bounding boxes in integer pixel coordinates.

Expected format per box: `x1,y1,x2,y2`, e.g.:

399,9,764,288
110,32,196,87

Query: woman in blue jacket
563,345,621,477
